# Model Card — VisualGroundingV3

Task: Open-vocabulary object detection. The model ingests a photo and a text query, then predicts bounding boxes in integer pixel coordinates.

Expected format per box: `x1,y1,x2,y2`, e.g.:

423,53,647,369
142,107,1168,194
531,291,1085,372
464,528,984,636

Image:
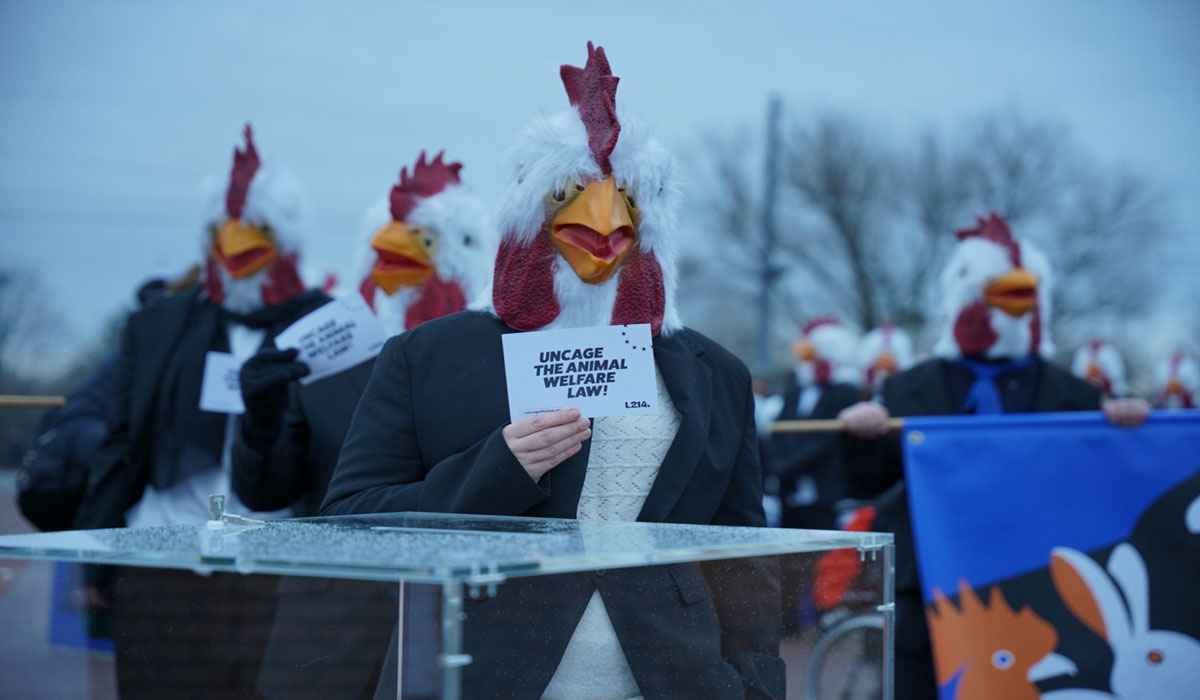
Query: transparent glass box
0,513,893,699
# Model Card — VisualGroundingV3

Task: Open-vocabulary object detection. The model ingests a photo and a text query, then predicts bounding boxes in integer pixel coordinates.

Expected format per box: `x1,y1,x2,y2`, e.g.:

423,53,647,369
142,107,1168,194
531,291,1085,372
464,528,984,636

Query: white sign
501,324,659,421
199,351,245,414
274,296,389,385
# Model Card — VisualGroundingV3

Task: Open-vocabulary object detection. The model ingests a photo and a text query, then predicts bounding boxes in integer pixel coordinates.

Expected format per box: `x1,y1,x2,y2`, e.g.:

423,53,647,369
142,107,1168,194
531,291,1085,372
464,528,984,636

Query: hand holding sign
274,296,388,385
502,408,592,482
239,347,310,441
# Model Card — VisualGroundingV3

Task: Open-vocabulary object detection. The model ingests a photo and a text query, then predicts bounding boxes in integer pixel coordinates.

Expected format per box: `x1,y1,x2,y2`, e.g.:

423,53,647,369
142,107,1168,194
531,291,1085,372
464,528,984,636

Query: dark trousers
894,589,937,700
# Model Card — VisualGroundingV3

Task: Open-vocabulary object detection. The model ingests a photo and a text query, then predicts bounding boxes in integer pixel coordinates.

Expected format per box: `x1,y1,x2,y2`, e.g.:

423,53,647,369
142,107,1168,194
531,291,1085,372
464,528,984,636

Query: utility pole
756,95,782,373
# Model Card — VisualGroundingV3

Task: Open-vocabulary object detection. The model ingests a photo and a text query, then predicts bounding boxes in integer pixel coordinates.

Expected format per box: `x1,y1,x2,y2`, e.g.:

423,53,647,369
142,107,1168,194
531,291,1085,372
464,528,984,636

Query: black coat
842,357,1101,698
232,358,375,517
770,380,860,529
322,310,784,699
75,288,327,530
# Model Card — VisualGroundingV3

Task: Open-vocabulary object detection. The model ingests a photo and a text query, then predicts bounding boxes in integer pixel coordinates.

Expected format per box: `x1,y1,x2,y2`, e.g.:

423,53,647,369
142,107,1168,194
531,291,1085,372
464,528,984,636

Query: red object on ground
813,505,878,611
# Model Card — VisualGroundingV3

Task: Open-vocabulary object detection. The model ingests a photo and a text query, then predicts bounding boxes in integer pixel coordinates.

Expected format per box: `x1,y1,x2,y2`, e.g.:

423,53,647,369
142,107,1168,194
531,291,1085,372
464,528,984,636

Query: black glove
239,347,309,446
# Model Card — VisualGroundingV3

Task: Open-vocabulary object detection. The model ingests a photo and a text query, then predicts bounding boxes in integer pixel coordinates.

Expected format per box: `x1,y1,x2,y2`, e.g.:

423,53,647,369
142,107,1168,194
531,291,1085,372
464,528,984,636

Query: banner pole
770,418,905,433
0,395,66,408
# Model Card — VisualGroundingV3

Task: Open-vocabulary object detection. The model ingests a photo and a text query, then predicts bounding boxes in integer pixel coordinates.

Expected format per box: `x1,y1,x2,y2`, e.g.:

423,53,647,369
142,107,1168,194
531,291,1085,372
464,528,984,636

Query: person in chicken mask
233,152,494,699
837,212,1149,700
74,125,328,699
322,43,784,699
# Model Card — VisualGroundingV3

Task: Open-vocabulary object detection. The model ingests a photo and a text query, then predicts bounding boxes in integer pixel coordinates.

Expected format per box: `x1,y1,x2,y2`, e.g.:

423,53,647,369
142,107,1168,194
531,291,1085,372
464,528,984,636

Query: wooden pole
0,395,67,408
771,418,905,433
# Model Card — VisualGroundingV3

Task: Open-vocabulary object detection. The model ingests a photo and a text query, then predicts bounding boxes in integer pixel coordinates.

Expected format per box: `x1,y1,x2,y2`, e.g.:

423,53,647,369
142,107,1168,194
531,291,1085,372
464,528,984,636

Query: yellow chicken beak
792,340,818,362
550,177,636,284
370,221,434,294
984,267,1039,318
213,220,277,279
876,350,897,374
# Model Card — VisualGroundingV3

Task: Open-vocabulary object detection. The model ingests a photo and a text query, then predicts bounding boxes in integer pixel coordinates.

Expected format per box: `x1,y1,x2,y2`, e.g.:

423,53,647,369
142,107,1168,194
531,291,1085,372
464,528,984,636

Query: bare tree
0,267,63,389
1047,168,1161,352
961,110,1071,225
778,117,899,331
686,108,1168,387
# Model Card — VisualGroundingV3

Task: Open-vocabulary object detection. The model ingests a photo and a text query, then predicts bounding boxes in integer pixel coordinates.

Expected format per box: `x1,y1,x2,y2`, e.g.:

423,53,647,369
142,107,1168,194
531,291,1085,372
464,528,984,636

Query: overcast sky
2,0,1197,374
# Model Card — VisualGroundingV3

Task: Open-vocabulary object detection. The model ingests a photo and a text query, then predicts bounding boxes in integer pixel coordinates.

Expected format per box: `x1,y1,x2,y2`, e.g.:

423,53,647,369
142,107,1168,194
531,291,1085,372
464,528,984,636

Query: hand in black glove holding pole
239,347,310,450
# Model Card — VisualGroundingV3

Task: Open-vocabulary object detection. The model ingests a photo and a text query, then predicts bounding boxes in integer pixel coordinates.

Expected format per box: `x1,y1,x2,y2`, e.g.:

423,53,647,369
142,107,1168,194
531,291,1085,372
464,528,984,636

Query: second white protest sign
274,296,389,385
501,323,659,421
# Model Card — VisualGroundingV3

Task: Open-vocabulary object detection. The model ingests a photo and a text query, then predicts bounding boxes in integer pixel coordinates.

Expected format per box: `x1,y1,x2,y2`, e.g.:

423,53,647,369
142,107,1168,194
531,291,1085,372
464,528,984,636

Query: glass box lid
0,512,892,583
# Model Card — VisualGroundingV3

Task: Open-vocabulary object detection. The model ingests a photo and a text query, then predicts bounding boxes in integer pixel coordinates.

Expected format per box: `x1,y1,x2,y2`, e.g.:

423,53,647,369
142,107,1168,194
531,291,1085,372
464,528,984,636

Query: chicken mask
790,317,860,387
1070,339,1128,398
933,213,1055,360
203,124,307,313
480,42,681,336
357,151,494,334
859,321,915,394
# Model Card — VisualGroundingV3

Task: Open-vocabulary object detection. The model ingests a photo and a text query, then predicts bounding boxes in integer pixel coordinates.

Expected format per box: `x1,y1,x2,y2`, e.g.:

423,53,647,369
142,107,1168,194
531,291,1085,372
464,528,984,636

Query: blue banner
904,411,1200,699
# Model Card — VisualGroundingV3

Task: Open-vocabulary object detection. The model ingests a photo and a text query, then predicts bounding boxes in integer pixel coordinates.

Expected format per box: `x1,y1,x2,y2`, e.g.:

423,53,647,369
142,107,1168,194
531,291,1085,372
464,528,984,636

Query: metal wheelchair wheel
803,612,885,699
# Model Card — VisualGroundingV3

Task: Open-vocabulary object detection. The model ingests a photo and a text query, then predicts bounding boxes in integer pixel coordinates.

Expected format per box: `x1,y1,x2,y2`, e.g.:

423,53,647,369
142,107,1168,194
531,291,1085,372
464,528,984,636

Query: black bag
16,417,98,532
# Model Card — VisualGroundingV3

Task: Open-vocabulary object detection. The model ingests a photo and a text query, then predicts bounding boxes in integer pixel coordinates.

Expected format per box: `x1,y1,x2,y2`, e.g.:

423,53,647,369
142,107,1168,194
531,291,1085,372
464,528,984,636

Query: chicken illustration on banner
904,412,1200,699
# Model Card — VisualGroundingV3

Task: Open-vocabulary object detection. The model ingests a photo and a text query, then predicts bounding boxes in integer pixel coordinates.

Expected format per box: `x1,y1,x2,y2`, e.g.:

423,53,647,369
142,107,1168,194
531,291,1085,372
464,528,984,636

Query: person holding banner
837,212,1150,699
322,42,784,699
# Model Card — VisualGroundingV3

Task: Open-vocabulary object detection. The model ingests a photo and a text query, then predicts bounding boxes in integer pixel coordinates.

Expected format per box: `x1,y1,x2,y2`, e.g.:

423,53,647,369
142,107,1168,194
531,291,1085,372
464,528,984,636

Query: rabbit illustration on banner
1043,543,1200,699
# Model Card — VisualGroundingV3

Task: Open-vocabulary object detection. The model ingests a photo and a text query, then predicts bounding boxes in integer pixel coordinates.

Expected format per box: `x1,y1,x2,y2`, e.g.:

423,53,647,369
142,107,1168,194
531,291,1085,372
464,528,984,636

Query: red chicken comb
956,212,1022,266
226,123,260,220
802,316,841,337
390,151,463,221
560,41,621,176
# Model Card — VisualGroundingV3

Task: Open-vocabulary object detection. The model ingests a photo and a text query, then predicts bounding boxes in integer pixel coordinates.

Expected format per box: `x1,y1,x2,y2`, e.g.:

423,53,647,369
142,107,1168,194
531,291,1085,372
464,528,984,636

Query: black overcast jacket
322,310,784,700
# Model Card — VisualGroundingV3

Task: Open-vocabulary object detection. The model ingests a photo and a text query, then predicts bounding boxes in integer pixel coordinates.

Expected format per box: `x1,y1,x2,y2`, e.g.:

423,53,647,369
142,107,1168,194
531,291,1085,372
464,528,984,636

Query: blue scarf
958,355,1035,414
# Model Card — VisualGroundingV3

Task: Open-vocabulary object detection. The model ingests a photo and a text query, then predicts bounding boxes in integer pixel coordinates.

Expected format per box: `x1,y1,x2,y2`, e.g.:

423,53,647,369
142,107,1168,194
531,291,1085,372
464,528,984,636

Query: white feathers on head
199,160,309,256
406,184,496,296
482,107,684,334
932,235,1055,360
